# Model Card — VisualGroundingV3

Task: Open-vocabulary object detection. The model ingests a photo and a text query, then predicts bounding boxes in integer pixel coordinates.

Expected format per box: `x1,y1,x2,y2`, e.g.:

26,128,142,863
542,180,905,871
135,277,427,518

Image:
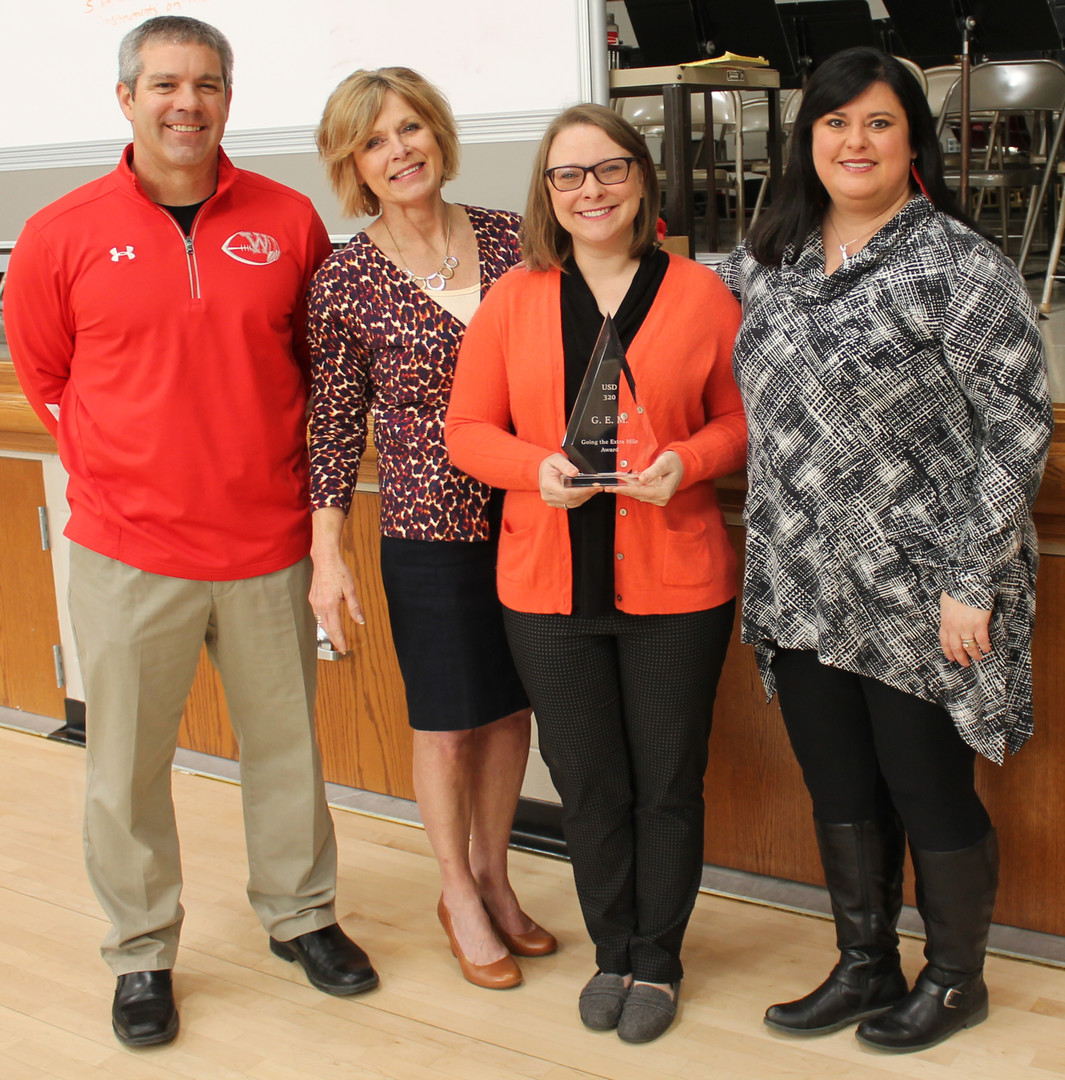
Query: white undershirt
425,282,481,326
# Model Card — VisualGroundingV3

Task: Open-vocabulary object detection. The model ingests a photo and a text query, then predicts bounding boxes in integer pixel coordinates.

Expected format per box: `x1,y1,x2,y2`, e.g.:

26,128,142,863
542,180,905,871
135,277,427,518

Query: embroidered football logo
222,232,281,265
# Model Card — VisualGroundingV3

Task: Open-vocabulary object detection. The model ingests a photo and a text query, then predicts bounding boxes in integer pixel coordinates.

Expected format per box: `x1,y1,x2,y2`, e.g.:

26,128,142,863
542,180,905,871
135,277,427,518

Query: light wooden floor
3,726,1065,1080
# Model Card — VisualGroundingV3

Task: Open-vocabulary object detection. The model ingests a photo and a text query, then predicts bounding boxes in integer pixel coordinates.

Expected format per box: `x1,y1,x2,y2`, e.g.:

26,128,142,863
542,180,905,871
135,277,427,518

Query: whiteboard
1,0,591,162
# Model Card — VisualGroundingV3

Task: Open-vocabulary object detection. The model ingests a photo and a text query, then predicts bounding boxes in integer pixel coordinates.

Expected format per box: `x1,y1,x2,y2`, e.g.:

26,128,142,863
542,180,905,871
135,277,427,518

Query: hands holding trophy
549,313,683,507
561,314,657,486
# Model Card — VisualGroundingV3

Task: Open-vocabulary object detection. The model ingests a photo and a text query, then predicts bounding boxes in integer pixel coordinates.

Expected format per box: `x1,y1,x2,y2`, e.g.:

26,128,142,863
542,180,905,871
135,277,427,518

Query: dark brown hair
747,47,974,265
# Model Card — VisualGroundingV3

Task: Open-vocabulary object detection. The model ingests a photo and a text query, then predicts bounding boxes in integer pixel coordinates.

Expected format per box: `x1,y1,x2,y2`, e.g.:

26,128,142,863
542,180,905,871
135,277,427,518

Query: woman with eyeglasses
307,67,554,992
445,104,746,1043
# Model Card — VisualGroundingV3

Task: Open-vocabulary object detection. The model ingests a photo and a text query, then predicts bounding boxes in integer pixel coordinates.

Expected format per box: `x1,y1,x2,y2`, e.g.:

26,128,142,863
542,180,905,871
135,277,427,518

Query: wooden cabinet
173,416,1065,936
0,456,65,721
704,532,818,884
7,353,1062,936
312,491,414,799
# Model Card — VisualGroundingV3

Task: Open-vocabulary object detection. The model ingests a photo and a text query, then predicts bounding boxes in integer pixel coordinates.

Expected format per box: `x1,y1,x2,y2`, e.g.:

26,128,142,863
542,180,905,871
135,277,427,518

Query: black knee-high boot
765,816,908,1035
856,829,998,1052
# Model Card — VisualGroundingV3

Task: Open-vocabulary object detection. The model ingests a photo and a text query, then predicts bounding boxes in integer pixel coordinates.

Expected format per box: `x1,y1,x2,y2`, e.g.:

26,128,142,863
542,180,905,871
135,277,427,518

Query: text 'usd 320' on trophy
561,314,658,487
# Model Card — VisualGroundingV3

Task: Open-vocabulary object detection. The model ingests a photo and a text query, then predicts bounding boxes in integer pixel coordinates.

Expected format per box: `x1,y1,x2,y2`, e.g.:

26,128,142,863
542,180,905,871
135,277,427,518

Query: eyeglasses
544,156,638,192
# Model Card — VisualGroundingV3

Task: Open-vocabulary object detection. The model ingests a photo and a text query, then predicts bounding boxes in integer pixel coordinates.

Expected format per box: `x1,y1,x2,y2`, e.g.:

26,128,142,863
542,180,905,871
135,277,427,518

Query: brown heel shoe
488,912,558,957
437,897,522,989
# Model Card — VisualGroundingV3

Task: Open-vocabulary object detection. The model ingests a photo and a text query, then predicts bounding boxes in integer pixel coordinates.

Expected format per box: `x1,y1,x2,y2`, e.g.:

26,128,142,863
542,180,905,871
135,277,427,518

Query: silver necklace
826,218,880,265
382,212,458,291
825,196,910,265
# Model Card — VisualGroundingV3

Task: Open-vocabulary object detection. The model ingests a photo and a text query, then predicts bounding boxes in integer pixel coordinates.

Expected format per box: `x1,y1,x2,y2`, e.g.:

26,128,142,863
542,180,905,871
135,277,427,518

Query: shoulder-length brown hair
316,67,460,218
521,103,660,271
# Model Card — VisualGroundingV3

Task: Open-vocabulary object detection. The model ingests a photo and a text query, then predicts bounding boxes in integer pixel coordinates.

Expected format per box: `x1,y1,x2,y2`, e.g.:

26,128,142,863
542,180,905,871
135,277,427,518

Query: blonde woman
307,68,554,990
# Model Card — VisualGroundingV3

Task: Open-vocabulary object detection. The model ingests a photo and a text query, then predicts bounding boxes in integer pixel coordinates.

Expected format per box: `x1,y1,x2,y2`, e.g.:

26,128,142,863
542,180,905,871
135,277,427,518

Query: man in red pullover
6,16,377,1048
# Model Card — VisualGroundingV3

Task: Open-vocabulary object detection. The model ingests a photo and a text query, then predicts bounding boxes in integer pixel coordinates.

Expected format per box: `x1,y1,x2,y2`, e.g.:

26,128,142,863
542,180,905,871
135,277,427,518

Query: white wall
2,0,591,159
0,0,600,239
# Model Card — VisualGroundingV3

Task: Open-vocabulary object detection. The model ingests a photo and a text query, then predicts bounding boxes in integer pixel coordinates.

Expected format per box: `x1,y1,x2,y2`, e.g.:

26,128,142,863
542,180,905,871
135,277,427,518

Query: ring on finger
961,638,975,648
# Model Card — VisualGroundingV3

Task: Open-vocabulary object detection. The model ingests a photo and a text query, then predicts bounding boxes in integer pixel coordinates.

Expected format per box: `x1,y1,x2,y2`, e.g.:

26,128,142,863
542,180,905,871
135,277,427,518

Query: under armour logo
110,246,136,261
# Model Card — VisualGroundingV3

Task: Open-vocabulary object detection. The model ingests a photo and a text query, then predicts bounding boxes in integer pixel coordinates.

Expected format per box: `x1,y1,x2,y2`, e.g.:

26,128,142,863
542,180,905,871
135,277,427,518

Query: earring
910,162,931,200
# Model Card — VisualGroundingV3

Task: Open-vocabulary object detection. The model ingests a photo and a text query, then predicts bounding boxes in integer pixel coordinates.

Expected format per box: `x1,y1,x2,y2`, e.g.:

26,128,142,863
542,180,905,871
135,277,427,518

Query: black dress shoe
269,923,379,996
112,970,179,1047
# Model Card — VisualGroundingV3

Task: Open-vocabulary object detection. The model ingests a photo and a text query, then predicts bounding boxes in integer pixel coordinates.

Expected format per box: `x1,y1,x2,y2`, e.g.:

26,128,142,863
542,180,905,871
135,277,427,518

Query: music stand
874,18,908,59
884,0,1062,196
623,0,705,66
694,0,800,86
886,0,1061,61
622,0,791,247
776,2,879,83
625,0,800,82
690,1,798,236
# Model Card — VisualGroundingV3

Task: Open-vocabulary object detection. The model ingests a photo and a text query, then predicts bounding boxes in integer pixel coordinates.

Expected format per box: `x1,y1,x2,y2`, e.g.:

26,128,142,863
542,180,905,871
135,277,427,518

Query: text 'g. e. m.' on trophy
561,314,658,487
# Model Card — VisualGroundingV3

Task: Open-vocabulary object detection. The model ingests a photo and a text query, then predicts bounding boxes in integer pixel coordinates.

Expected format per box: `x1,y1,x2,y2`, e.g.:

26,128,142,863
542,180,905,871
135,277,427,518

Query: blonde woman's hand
939,591,992,667
539,453,603,508
309,509,365,654
618,450,684,507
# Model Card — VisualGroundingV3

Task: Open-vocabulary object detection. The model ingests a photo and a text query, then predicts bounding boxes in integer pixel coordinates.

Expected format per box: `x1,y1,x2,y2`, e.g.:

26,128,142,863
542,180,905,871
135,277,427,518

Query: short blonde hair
316,67,460,218
521,104,660,272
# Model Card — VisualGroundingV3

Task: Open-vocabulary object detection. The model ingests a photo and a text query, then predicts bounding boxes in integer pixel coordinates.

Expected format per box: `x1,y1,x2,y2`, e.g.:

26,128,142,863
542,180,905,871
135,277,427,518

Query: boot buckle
943,987,964,1009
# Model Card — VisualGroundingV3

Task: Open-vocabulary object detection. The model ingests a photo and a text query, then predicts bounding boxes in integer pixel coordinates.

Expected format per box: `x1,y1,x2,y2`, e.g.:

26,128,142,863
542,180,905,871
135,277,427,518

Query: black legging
771,648,991,851
503,601,734,983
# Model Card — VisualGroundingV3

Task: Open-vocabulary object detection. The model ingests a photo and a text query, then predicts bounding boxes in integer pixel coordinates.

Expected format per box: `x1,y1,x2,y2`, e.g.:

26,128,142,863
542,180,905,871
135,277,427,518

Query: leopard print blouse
307,206,522,541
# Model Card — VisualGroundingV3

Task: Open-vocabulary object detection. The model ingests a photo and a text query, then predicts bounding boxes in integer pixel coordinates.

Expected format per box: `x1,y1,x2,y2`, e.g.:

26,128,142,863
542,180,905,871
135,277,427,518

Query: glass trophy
561,314,658,487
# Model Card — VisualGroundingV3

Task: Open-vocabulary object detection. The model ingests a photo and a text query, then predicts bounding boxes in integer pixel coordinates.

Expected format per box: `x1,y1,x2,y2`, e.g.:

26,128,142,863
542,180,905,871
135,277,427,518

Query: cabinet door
0,457,65,719
313,491,413,800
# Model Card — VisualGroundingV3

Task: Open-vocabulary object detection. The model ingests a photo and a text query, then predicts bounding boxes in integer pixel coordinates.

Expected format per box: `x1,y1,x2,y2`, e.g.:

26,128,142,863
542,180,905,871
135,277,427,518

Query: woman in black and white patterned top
718,48,1053,1054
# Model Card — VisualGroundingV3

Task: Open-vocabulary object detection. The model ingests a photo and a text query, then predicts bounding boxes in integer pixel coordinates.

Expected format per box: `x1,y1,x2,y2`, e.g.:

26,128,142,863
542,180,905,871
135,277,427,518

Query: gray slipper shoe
579,972,631,1030
617,982,679,1043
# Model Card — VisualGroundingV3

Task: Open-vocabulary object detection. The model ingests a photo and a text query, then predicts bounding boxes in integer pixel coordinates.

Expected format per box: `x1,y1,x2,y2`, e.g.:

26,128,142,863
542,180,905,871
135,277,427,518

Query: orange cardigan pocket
497,517,541,588
661,522,713,587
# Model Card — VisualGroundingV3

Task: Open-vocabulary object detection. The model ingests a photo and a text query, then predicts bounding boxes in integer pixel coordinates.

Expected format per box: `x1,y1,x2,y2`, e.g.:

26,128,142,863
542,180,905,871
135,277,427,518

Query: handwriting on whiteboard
83,0,215,29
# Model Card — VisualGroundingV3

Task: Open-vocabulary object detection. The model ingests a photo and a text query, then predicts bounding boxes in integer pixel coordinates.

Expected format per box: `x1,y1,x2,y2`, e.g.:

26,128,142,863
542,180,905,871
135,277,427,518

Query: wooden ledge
0,361,55,453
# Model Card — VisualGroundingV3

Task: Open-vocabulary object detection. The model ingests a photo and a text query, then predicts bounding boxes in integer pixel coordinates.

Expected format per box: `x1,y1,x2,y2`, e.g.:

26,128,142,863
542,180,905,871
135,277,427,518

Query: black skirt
379,534,529,732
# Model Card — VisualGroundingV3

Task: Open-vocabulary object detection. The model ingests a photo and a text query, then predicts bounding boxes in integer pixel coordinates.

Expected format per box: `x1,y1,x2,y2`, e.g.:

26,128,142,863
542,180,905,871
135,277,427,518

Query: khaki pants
68,544,337,975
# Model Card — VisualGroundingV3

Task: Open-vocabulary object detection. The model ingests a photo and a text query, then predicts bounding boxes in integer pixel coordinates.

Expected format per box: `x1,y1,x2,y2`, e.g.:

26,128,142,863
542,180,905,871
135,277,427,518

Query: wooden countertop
0,360,55,453
0,358,380,477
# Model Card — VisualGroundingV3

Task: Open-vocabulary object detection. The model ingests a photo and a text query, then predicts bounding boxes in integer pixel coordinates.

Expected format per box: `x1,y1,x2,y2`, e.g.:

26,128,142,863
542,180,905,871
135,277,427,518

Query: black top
560,249,669,616
162,199,209,235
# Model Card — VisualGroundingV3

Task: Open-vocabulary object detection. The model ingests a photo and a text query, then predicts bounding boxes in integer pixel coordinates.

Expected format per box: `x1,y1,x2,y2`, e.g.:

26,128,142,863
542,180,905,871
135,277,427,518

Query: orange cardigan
445,253,746,615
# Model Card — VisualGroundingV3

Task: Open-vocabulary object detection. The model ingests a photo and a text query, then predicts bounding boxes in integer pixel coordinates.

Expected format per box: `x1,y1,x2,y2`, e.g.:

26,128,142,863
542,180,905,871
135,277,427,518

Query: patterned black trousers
771,648,991,851
503,602,734,983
